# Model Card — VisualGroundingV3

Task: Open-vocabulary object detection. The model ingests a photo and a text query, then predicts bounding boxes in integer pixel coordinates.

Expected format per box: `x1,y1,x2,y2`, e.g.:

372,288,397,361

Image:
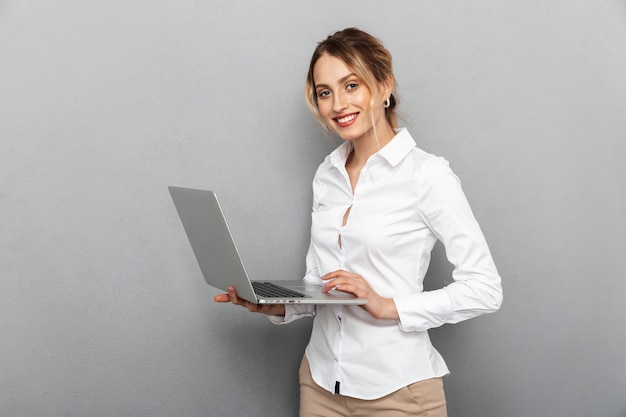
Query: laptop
168,186,366,305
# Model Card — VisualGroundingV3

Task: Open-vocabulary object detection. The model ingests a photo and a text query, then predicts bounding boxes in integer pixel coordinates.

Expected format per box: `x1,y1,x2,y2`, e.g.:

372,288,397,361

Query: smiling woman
214,27,503,417
312,54,393,145
305,28,399,131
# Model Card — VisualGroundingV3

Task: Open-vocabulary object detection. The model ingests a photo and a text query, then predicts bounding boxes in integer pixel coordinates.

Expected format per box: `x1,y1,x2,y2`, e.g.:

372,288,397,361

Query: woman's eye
317,90,330,98
346,83,358,90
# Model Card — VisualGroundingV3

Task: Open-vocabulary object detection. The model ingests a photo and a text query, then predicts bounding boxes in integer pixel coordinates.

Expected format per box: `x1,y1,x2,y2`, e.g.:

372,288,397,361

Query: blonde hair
305,28,398,130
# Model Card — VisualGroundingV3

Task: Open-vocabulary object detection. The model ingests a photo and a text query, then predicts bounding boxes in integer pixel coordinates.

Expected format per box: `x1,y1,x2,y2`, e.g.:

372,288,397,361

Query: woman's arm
395,158,503,332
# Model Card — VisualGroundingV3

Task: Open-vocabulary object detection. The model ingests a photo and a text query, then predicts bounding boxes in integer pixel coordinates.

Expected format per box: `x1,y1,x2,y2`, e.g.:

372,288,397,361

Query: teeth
336,114,356,124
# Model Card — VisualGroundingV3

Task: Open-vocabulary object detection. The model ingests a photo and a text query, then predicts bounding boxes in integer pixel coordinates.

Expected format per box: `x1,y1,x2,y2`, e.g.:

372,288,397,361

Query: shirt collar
329,127,416,169
377,128,416,167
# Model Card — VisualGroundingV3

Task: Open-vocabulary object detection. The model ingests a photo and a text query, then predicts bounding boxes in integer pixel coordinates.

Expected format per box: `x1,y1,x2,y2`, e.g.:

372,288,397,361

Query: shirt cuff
267,304,315,325
394,289,455,332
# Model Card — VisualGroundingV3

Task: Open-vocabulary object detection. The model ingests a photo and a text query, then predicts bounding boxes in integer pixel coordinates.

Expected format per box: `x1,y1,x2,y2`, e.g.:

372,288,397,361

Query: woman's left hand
322,269,399,320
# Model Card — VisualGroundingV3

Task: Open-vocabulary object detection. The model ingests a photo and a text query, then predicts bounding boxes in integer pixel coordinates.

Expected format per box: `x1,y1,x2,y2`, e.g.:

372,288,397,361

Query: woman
215,28,503,417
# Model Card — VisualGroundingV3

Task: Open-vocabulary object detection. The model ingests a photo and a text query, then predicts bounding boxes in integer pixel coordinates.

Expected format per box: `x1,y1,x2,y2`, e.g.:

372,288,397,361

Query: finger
228,287,242,303
321,278,332,291
322,270,345,280
214,293,231,302
322,278,339,292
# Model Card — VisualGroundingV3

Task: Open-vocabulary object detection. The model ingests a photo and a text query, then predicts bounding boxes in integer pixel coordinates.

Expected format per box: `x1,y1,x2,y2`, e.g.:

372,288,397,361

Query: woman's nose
333,91,347,113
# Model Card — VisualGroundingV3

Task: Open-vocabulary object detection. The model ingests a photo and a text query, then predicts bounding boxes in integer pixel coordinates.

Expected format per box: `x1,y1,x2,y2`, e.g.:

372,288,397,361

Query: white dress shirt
270,128,502,400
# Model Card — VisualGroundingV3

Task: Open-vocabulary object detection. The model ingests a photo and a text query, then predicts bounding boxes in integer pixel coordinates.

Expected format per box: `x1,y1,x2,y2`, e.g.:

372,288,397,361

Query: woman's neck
348,125,396,167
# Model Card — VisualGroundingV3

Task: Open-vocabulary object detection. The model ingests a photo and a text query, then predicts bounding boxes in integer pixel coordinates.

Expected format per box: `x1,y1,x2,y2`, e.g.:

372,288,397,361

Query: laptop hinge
334,381,340,394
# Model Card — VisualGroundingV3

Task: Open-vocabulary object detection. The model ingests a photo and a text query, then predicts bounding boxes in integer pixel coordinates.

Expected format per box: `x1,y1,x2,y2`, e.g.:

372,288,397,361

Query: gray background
1,1,625,416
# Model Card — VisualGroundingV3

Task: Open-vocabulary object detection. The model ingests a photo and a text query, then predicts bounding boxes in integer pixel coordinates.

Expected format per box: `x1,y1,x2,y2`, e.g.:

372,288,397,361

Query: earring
384,98,391,108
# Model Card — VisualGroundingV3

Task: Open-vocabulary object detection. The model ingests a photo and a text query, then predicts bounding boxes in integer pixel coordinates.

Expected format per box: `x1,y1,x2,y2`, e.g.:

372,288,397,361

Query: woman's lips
334,113,358,128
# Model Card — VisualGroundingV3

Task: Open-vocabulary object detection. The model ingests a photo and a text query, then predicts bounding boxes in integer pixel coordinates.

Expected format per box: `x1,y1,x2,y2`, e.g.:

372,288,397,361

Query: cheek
316,101,333,119
353,90,373,113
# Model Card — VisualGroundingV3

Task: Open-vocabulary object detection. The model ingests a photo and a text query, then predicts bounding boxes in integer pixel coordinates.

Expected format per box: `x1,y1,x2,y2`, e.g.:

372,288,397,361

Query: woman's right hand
214,286,286,317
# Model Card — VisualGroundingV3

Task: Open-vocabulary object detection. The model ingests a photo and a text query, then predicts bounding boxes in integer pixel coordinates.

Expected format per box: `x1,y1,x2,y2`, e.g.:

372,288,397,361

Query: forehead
313,53,355,86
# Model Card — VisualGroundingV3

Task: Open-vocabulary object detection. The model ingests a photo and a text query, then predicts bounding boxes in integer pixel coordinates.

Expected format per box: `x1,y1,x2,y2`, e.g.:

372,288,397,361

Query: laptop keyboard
252,282,307,298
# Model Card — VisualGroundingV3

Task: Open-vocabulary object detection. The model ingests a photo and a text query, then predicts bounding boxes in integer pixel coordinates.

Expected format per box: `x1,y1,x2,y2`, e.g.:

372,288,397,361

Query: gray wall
1,1,624,416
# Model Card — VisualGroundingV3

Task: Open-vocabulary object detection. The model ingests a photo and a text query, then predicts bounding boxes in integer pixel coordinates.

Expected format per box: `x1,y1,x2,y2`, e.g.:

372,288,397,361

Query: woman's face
313,53,389,142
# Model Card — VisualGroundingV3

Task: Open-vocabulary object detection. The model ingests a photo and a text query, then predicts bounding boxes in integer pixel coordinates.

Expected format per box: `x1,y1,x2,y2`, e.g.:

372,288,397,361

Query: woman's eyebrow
315,73,358,90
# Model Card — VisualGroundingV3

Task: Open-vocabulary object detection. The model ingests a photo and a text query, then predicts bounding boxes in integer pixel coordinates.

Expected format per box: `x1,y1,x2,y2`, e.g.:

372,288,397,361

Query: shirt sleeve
267,304,316,324
394,157,503,332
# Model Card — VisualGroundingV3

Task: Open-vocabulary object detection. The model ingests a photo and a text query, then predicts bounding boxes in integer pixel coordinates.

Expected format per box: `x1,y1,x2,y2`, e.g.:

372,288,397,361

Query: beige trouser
299,355,447,417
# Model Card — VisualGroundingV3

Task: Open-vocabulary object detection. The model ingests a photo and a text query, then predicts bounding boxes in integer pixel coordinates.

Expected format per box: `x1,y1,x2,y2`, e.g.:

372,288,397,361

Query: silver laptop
169,186,366,305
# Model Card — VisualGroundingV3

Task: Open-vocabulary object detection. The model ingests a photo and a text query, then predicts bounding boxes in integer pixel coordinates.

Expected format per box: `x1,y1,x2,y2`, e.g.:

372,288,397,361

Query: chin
336,129,366,142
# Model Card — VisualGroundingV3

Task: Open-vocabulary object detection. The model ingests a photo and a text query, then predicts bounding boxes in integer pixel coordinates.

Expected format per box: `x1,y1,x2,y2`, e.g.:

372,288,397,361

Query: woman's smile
334,112,359,127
